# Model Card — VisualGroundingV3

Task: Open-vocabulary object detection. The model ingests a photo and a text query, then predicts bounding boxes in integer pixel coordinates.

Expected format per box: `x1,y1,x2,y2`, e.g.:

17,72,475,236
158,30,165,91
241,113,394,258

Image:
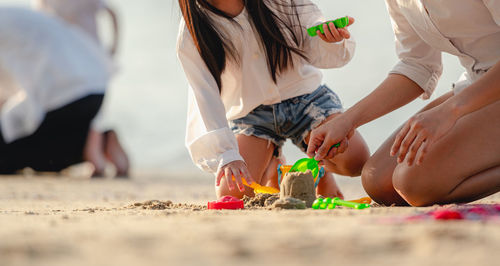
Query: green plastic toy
289,143,341,178
312,197,370,210
307,16,350,37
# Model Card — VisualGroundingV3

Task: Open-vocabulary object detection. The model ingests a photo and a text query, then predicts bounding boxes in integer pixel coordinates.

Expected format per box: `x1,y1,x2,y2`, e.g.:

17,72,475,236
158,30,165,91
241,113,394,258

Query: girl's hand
216,160,254,192
317,16,355,43
307,115,355,161
391,105,459,166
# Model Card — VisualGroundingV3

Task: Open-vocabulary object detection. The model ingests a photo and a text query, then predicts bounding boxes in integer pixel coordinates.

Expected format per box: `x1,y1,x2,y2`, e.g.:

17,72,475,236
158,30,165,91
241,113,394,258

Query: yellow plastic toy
348,197,372,204
232,176,280,194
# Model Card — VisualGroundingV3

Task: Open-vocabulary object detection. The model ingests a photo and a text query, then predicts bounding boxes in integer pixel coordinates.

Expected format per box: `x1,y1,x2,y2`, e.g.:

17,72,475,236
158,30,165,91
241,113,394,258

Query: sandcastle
279,170,316,208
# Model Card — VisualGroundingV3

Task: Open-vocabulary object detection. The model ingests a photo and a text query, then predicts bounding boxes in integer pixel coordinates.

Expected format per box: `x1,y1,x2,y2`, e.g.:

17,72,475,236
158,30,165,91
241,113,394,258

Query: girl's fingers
327,22,342,41
241,167,254,185
224,167,235,191
338,28,350,39
391,122,410,156
416,140,431,166
398,127,418,163
322,23,336,42
347,16,355,27
317,30,329,43
216,168,224,186
406,133,426,166
232,167,244,192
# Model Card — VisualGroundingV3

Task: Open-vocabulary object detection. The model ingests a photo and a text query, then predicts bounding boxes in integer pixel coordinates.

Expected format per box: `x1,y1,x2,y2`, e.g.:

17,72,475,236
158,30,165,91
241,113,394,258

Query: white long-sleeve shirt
386,0,500,99
176,0,355,174
0,8,111,143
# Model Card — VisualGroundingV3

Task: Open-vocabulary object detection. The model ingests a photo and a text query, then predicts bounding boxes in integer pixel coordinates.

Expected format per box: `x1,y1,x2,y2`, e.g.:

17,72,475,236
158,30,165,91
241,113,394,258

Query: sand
0,174,499,266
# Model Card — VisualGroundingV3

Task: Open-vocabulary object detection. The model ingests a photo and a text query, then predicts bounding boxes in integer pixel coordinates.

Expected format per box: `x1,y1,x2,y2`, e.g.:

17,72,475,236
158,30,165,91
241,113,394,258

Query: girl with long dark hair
177,0,370,198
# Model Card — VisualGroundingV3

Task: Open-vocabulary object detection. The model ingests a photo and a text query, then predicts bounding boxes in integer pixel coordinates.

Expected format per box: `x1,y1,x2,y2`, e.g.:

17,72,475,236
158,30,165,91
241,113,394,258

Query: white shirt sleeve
176,22,244,174
295,0,356,69
482,0,500,26
385,0,443,99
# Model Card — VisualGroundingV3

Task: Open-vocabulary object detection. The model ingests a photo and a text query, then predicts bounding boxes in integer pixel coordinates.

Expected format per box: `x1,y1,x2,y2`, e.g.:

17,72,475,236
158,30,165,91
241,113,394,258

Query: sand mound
280,170,316,208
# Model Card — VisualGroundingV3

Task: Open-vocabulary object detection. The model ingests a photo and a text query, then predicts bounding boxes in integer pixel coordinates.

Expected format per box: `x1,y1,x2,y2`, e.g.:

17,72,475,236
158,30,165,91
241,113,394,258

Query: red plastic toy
208,196,244,210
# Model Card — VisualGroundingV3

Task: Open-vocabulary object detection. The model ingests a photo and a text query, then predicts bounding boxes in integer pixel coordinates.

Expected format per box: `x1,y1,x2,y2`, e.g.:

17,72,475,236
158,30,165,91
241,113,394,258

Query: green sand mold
312,197,371,210
289,143,341,178
307,16,350,37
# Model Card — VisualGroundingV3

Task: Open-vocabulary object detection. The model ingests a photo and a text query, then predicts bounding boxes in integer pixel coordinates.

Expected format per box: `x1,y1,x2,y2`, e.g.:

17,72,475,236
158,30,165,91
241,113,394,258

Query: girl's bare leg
216,135,275,198
392,100,500,206
361,92,454,205
317,172,344,199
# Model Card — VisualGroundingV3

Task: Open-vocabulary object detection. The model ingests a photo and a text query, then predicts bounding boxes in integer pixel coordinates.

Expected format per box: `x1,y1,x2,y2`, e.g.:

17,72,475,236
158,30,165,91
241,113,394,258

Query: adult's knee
361,156,405,206
392,164,440,207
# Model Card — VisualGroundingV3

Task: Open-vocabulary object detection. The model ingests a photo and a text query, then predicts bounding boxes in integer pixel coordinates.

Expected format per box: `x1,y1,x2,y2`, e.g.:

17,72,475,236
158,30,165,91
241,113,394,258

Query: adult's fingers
416,139,432,166
325,145,338,160
406,133,426,166
224,167,235,191
397,127,418,163
307,130,324,158
315,136,338,161
337,138,349,154
391,122,410,156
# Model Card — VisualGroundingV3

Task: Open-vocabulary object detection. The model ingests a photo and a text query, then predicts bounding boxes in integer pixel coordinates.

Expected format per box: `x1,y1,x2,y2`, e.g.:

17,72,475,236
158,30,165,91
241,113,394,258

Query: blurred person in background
33,0,130,177
0,7,111,174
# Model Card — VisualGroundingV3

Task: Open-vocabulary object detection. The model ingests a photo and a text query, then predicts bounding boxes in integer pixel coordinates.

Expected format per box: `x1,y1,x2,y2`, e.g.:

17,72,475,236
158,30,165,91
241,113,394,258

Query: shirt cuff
389,60,440,100
217,149,244,174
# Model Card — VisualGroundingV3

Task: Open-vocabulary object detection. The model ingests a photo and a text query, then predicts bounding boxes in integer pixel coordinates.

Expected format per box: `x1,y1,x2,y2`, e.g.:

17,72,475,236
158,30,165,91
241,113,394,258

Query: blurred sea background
0,0,463,178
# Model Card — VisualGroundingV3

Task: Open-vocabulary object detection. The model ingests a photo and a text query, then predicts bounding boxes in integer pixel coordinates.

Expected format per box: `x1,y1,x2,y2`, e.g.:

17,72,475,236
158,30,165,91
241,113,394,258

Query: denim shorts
230,85,343,156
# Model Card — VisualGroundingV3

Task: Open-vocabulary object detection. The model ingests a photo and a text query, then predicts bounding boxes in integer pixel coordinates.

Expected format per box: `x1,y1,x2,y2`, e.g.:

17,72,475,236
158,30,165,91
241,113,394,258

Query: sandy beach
0,173,498,266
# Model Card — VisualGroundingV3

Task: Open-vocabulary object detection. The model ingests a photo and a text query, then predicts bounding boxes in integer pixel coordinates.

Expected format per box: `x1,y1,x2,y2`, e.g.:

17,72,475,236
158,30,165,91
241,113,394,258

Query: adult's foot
83,128,107,177
104,130,130,177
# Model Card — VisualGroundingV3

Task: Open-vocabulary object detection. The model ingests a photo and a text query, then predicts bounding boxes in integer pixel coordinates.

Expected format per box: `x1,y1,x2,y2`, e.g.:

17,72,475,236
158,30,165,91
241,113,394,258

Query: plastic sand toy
231,176,279,194
208,195,244,210
349,197,372,204
289,143,341,178
278,164,325,188
312,197,371,210
307,16,350,37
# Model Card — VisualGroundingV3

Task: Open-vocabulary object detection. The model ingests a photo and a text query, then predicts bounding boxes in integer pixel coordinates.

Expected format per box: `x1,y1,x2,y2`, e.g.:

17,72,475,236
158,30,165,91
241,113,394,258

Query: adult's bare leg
361,92,454,205
392,100,500,206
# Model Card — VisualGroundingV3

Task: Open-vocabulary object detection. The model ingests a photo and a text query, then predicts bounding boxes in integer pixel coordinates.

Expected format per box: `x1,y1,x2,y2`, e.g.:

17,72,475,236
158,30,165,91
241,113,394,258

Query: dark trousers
0,94,104,174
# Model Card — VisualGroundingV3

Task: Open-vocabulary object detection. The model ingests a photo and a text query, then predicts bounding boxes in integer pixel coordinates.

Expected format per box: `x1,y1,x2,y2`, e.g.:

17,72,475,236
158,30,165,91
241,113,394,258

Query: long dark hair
179,0,307,91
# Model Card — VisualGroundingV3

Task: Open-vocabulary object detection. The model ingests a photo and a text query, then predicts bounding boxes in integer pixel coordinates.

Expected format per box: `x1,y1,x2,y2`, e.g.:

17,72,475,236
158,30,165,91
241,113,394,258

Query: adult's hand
307,115,355,161
391,104,459,166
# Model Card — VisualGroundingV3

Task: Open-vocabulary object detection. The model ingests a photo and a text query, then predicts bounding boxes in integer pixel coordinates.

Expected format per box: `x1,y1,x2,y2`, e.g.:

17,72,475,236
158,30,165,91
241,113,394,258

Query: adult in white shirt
177,0,370,198
33,0,129,177
0,7,111,173
308,0,500,206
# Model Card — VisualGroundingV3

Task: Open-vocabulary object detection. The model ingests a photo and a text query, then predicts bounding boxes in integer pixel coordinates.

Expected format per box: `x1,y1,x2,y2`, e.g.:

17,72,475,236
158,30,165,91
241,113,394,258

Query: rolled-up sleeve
386,0,443,99
483,0,500,26
294,0,356,69
176,22,243,174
